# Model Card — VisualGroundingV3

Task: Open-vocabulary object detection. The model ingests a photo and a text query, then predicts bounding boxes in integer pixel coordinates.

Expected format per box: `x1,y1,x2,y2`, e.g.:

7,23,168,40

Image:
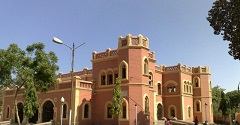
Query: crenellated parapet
92,48,118,60
118,34,149,49
92,34,151,61
57,67,93,79
155,63,210,75
155,65,164,73
192,66,210,74
155,63,188,74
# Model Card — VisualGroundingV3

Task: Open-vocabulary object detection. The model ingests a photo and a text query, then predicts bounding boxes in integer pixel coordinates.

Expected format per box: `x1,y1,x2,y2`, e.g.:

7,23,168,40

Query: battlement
192,66,210,74
118,34,149,49
92,48,118,60
92,34,151,61
57,67,93,79
155,63,210,74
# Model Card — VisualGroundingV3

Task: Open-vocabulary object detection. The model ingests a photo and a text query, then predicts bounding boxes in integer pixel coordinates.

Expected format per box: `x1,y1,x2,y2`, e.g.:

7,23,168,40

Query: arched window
143,58,148,74
170,107,175,117
106,103,112,119
15,102,24,123
107,70,113,85
165,80,178,93
144,96,149,114
149,72,153,86
84,104,89,118
158,83,161,95
122,65,126,79
168,105,177,118
120,98,128,120
195,100,201,112
101,71,106,85
184,85,186,92
6,106,10,119
195,78,199,87
209,80,212,91
82,102,91,119
188,106,191,118
193,77,200,88
122,101,127,119
119,61,128,80
42,100,54,122
113,69,118,83
157,103,163,120
197,103,200,112
63,104,67,118
167,86,176,92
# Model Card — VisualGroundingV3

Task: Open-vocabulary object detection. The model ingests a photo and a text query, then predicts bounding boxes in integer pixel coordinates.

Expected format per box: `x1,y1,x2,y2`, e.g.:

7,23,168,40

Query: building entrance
42,101,54,122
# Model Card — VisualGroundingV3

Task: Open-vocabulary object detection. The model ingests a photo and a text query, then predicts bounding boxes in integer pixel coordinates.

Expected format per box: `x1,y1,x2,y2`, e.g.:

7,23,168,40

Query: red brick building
1,34,213,125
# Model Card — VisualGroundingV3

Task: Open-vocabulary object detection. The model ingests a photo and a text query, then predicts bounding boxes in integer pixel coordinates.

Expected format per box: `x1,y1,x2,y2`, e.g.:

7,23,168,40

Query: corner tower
192,66,213,123
117,34,152,83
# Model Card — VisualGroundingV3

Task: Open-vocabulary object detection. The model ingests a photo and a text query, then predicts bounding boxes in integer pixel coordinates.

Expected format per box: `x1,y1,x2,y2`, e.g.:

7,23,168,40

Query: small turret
118,34,149,49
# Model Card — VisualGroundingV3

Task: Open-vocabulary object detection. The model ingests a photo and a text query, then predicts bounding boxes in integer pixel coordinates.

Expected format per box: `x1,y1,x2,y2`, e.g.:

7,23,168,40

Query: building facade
2,34,213,125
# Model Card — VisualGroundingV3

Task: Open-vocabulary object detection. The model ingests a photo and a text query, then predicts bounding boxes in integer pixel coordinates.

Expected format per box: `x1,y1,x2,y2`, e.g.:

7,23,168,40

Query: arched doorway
42,100,54,122
15,102,24,123
157,103,163,120
29,109,38,124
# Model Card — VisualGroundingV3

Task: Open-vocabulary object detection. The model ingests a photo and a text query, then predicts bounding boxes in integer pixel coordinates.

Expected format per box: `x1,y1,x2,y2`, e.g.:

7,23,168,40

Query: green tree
110,78,123,125
226,90,240,118
219,91,228,122
226,90,240,109
212,85,225,116
0,43,59,124
207,0,240,60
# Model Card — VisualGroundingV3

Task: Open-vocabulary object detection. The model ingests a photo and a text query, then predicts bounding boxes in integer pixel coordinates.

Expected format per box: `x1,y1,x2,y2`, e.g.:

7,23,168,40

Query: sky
0,1,239,92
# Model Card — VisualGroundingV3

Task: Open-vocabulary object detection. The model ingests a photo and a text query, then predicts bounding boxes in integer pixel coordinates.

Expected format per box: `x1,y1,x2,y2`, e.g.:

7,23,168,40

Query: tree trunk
118,116,120,125
117,115,120,125
14,88,20,125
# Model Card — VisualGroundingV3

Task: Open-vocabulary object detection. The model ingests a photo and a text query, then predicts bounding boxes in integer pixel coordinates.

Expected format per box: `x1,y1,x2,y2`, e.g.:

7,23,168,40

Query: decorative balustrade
96,52,107,59
58,69,93,79
180,65,192,73
110,50,118,56
165,65,179,71
92,49,118,60
79,82,92,89
156,63,209,74
131,38,139,45
119,34,149,48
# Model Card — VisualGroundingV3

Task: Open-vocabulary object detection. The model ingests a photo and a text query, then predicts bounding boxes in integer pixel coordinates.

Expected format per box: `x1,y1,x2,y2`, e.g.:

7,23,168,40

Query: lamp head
53,37,63,44
61,97,65,103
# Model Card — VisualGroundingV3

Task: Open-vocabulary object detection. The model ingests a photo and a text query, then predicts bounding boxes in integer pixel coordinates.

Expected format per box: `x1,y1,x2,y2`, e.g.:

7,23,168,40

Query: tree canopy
0,43,59,123
212,85,226,116
219,91,228,117
226,90,240,109
207,0,240,60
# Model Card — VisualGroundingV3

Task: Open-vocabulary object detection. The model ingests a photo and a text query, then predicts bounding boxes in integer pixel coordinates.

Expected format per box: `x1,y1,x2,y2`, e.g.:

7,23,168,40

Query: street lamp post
135,104,137,125
61,97,65,125
53,37,85,125
205,103,208,124
238,82,240,93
